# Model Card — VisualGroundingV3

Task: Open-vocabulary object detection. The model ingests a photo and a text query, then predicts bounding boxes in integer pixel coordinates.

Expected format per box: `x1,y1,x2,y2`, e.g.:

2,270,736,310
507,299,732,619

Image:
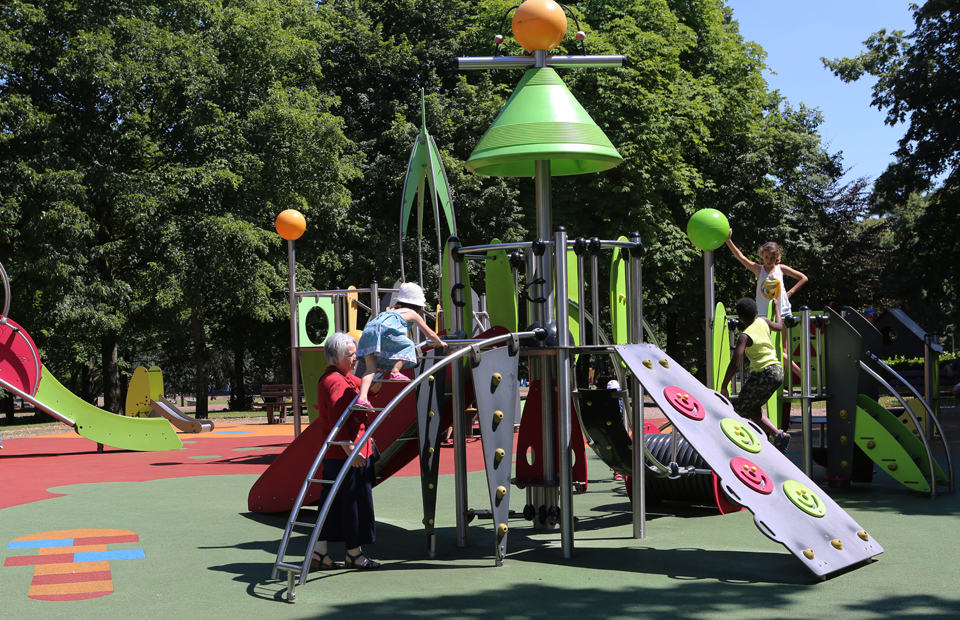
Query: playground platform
1,418,959,620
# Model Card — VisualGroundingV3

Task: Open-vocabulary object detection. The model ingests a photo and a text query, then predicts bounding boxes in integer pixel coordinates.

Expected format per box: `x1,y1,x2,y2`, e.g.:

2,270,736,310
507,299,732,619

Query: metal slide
616,343,883,578
150,397,215,434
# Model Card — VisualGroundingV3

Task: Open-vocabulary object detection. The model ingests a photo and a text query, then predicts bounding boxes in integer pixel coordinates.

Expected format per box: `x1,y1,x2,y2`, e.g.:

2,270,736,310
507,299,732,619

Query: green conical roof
466,67,623,177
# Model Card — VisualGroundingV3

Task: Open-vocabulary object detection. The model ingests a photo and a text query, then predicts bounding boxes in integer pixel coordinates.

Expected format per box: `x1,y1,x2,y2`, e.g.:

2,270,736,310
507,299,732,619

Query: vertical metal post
370,281,380,317
628,233,645,539
799,307,813,476
446,240,469,547
333,288,343,333
704,250,716,389
923,333,936,437
589,243,600,347
576,245,586,347
554,227,573,558
287,240,303,437
535,159,557,529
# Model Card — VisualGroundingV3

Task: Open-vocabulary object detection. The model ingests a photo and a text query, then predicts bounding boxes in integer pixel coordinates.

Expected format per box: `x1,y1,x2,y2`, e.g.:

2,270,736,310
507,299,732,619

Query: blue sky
725,1,917,186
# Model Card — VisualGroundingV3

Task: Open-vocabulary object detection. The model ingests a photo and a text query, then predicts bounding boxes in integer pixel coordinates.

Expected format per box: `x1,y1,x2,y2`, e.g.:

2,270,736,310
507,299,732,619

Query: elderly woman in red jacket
311,331,381,570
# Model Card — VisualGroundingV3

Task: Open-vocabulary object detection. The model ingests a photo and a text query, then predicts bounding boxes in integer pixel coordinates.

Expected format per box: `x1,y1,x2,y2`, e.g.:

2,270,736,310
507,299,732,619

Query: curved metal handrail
865,352,954,492
275,329,540,584
0,260,10,321
0,261,42,397
859,361,940,498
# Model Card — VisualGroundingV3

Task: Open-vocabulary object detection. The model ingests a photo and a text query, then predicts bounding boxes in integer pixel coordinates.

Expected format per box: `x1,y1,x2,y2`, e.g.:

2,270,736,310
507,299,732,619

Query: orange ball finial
512,0,568,52
275,209,306,241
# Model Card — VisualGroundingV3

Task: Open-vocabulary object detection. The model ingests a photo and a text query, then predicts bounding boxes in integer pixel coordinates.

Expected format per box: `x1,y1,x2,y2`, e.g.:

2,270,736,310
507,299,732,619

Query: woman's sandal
345,552,381,570
310,552,342,571
388,373,409,381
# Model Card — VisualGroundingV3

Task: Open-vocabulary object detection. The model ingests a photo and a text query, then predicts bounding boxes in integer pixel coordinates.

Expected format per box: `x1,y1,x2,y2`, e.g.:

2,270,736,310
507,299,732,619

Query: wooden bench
252,384,305,424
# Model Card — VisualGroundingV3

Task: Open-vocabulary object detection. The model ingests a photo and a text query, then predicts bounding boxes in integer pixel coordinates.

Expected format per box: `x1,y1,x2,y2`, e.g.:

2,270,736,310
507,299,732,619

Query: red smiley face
663,385,705,420
730,456,773,494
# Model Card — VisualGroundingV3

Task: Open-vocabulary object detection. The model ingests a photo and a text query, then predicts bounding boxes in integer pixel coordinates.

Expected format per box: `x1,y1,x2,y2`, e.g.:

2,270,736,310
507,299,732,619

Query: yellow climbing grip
498,523,509,537
495,448,506,462
428,447,434,454
429,375,435,383
429,410,435,418
642,359,653,369
857,530,869,541
803,549,815,560
496,486,507,500
493,410,504,424
659,358,669,368
492,372,502,386
831,539,843,550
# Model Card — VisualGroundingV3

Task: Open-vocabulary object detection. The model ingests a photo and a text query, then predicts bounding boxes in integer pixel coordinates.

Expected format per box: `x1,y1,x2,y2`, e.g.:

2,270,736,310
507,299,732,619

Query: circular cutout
663,385,705,420
0,317,41,395
525,445,536,466
782,480,827,517
304,305,331,346
730,457,773,494
720,417,762,453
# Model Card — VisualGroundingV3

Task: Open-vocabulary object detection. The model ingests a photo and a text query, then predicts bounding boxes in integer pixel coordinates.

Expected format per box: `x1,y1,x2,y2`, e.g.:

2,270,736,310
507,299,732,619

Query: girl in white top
725,232,808,318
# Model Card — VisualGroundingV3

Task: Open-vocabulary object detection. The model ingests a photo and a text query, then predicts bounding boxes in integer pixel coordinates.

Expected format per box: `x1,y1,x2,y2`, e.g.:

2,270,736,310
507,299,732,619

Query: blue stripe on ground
74,549,145,562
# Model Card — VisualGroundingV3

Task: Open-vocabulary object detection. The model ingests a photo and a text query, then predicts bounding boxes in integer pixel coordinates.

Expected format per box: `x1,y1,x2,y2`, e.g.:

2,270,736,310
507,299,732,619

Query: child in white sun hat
354,283,443,410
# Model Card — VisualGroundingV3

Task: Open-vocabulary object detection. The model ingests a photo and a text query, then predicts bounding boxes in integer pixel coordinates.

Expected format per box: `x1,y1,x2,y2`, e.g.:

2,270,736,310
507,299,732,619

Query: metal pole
287,240,303,437
704,249,715,389
924,333,936,438
554,227,574,558
447,239,469,547
589,240,601,347
799,307,813,476
628,232,645,539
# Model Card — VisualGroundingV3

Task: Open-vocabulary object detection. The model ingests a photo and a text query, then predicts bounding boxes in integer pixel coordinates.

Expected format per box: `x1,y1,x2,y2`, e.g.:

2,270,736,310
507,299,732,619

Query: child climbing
354,282,443,410
720,297,792,453
725,230,808,319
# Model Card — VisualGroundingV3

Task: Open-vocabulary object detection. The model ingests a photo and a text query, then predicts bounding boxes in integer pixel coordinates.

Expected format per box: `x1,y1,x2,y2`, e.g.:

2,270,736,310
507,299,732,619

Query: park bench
253,384,305,424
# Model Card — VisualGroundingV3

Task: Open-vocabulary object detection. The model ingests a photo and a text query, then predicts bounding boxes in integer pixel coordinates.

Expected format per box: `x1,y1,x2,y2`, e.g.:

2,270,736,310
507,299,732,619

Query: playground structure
709,296,953,498
0,261,184,453
261,0,886,600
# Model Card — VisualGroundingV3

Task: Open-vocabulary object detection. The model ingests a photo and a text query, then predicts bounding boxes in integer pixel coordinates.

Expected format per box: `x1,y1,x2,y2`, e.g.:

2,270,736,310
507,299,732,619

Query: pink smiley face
663,385,705,420
730,456,773,494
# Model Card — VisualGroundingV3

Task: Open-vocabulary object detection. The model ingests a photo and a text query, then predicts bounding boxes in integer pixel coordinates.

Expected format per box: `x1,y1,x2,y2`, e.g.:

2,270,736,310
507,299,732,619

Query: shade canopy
466,67,622,177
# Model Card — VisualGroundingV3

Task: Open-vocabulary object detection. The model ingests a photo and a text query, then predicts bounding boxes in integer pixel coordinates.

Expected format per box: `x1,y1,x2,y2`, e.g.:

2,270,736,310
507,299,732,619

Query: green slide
33,366,182,451
855,394,946,492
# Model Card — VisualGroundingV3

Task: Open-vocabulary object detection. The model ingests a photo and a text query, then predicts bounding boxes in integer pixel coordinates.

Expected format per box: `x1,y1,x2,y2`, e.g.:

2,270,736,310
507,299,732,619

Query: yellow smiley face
782,480,827,518
720,417,762,453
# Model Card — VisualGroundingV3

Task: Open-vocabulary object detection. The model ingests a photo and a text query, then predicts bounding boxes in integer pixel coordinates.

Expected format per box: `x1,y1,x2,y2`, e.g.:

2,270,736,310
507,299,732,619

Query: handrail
0,260,10,320
865,352,954,492
276,329,541,585
859,361,940,498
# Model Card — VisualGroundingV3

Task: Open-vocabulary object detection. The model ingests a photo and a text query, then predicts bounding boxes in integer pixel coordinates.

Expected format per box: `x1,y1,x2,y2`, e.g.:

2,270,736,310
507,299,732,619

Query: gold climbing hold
857,530,869,541
429,483,435,489
429,375,435,383
888,462,898,471
642,359,653,369
866,440,876,450
498,523,509,536
840,435,848,445
428,447,434,454
429,410,435,418
606,445,612,450
492,372,502,386
659,358,669,368
493,410,504,424
841,460,849,470
831,539,843,550
586,401,593,406
496,486,507,500
803,549,815,560
428,518,434,525
839,409,848,420
606,420,612,426
495,448,506,462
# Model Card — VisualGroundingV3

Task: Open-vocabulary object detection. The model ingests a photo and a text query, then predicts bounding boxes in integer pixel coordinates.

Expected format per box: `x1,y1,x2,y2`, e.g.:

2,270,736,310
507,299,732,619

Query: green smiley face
782,480,827,518
720,417,762,453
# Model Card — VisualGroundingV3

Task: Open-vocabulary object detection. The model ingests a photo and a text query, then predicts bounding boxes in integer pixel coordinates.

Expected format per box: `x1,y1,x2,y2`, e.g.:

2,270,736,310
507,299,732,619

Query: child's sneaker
773,431,791,453
388,373,409,381
353,398,375,411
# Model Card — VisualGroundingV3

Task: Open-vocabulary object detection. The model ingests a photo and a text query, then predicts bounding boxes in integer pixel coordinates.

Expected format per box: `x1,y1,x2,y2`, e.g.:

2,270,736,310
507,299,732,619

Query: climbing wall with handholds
615,344,883,578
469,342,521,565
416,348,449,555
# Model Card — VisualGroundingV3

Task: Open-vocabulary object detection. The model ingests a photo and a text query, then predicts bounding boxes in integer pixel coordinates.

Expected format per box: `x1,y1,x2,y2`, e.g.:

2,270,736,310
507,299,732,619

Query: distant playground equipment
125,365,215,434
265,2,883,599
0,262,182,452
706,264,954,498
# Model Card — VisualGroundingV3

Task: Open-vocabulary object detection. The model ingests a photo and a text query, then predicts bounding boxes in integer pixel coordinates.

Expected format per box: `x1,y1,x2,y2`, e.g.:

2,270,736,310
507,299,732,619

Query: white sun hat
397,282,427,308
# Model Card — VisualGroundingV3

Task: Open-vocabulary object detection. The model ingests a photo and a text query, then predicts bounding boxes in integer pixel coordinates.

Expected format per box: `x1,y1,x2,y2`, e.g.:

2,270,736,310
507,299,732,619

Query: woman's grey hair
324,332,357,365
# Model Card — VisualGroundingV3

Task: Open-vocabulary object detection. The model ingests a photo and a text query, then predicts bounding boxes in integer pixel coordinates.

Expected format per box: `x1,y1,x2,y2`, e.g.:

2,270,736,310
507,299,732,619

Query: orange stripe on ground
32,591,113,601
33,561,110,575
29,579,113,595
32,570,112,585
43,544,107,554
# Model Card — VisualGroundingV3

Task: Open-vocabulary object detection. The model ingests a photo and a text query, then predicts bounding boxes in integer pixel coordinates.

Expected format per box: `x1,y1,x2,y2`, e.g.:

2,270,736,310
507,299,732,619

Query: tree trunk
2,392,13,422
101,331,121,413
191,311,209,420
81,356,96,404
230,343,246,411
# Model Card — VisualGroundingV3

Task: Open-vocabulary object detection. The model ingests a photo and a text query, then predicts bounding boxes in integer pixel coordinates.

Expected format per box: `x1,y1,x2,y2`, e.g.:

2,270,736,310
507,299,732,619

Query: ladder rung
307,478,336,484
291,520,316,528
352,405,384,411
328,441,354,446
276,562,303,571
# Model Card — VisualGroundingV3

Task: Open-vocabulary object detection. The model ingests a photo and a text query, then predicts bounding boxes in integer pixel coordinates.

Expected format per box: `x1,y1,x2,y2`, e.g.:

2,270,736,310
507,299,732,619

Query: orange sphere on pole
512,0,568,52
275,209,306,241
